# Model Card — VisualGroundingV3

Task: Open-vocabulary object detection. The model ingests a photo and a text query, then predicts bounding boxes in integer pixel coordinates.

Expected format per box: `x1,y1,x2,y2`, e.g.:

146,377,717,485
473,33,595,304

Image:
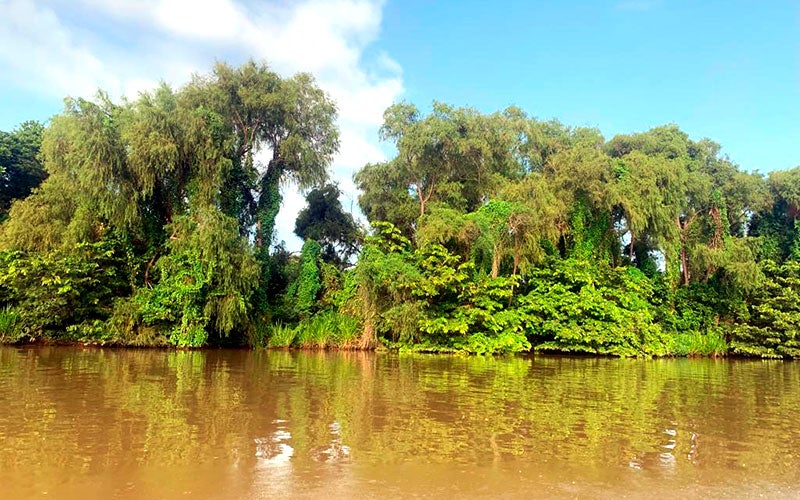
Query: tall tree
359,102,527,239
544,143,617,262
749,167,800,261
294,183,361,266
0,121,46,218
0,61,337,345
182,61,339,310
354,160,418,238
184,61,339,242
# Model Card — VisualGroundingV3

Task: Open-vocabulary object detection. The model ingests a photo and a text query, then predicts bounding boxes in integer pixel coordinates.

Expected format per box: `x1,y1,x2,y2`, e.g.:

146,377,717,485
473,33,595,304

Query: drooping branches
0,61,339,346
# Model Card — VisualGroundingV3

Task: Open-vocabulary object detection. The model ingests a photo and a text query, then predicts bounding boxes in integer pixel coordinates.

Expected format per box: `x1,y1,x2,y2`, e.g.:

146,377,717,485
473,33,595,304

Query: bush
258,311,361,350
266,323,296,348
295,310,360,349
0,240,130,340
729,261,800,358
519,259,669,357
668,329,728,357
0,306,21,343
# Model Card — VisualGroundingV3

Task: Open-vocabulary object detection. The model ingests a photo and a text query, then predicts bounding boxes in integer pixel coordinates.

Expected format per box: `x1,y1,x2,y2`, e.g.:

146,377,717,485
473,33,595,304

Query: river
1,347,798,498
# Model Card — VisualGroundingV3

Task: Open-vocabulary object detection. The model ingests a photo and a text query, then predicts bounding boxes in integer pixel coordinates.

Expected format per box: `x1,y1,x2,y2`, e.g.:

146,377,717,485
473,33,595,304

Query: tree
1,94,138,252
750,167,800,262
289,239,322,318
611,152,683,267
544,143,617,262
183,61,339,241
464,200,519,278
354,160,418,238
731,260,800,358
0,121,47,218
294,183,361,266
0,61,337,346
182,61,339,311
358,102,522,238
607,126,765,288
500,174,565,275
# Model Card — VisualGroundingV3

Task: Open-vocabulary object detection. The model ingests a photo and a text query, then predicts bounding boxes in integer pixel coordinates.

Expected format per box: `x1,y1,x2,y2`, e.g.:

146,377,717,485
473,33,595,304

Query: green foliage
291,239,322,318
520,260,668,357
659,282,726,335
266,323,296,348
135,210,258,347
348,106,795,356
351,234,531,354
353,161,418,239
407,244,527,354
191,62,339,312
136,251,209,347
359,102,527,235
257,243,300,323
65,320,114,344
294,183,361,266
256,311,360,349
104,296,169,346
730,261,800,358
464,200,519,277
351,225,422,347
668,330,728,357
568,198,613,262
0,61,338,348
0,121,46,217
0,240,130,340
0,306,20,343
4,85,800,358
294,310,360,349
749,167,800,263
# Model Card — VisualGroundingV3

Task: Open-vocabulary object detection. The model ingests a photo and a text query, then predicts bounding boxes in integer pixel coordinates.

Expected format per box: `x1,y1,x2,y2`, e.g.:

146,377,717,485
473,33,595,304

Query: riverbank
0,328,752,359
3,70,800,360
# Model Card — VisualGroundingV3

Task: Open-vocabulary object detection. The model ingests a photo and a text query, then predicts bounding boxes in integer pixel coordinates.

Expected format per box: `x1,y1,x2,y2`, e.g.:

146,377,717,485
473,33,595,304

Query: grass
327,312,360,348
265,311,361,349
266,323,297,348
669,329,728,357
0,306,20,343
246,311,364,350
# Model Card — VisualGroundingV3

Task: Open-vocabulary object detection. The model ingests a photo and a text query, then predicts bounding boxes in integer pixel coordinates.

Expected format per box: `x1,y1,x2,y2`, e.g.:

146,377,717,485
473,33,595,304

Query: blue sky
376,0,799,174
0,0,798,245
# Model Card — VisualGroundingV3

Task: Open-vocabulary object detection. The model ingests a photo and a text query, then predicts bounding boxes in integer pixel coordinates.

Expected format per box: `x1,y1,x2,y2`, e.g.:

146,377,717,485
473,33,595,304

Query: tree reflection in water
0,347,799,498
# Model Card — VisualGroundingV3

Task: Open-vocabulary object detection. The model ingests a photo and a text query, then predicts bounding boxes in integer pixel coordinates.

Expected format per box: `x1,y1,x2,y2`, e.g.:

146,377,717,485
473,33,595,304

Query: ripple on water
2,348,800,498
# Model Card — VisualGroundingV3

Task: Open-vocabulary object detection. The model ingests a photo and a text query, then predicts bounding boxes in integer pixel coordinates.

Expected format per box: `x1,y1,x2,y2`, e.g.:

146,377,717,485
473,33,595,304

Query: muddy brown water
1,347,799,499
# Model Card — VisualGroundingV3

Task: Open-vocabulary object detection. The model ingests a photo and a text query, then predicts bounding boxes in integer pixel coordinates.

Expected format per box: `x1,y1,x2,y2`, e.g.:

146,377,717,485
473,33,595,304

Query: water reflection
0,347,799,498
254,424,293,465
312,421,351,463
252,421,295,498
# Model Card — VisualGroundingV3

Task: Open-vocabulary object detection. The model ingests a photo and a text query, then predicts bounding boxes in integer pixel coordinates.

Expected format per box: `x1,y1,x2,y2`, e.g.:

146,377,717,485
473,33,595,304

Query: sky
1,0,798,249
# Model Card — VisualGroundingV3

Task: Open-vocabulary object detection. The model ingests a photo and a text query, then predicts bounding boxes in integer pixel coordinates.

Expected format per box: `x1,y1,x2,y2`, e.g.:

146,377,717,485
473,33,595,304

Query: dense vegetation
1,61,799,358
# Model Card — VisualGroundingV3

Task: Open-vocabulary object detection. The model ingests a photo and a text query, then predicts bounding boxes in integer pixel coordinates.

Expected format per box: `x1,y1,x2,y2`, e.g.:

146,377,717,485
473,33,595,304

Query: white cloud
0,0,120,98
154,0,249,41
0,0,403,251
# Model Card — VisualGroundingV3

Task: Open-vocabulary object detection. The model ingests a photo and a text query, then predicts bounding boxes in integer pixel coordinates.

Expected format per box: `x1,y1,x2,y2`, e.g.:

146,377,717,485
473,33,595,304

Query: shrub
0,306,21,343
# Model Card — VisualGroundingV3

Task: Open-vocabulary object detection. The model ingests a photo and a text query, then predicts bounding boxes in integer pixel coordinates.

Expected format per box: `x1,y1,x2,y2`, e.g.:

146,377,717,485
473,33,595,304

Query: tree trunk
358,285,378,349
629,231,635,262
253,163,284,313
144,254,158,288
676,215,693,286
680,239,689,285
416,185,426,216
491,243,500,278
512,233,520,277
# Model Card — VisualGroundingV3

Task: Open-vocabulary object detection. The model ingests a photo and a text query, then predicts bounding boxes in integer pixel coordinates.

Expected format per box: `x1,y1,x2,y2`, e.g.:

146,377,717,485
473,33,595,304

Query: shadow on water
1,347,799,498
